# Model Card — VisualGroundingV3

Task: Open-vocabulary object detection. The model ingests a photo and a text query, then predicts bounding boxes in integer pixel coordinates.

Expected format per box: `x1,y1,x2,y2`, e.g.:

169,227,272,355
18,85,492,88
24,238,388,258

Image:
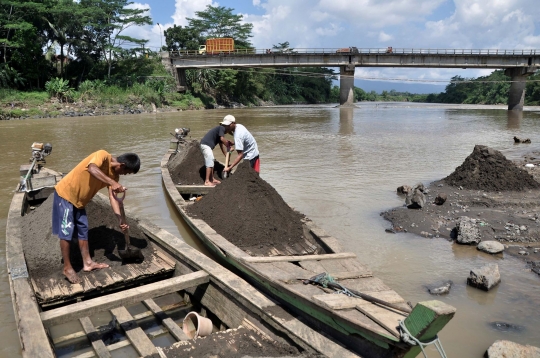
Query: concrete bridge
161,48,540,110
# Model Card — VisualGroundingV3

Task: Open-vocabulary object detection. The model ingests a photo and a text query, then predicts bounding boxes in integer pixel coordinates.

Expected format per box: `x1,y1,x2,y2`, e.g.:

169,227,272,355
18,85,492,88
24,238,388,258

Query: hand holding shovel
223,142,232,179
113,191,143,262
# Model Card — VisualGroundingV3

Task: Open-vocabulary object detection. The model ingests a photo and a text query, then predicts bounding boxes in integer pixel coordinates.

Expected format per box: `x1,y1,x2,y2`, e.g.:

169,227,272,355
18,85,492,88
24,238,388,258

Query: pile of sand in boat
168,140,320,256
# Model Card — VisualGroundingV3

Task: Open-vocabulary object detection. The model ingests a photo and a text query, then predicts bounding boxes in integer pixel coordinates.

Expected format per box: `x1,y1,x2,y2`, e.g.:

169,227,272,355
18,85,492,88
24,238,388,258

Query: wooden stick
41,271,209,327
111,306,159,357
303,274,412,314
53,301,186,345
242,252,356,263
79,317,112,358
143,298,190,341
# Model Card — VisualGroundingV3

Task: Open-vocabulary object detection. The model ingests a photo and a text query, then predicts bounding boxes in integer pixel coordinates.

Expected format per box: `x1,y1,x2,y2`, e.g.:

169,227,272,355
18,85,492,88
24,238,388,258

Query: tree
354,86,366,101
187,5,253,48
43,0,83,78
164,25,202,51
0,0,52,88
79,0,152,78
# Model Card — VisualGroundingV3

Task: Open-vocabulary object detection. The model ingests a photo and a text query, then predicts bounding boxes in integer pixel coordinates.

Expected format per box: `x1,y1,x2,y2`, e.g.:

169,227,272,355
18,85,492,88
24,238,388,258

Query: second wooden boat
162,138,456,358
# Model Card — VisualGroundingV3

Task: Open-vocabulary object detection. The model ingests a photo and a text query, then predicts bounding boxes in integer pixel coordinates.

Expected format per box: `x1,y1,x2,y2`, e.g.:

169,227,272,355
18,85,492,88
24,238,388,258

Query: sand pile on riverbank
444,145,540,191
21,195,153,279
186,161,311,256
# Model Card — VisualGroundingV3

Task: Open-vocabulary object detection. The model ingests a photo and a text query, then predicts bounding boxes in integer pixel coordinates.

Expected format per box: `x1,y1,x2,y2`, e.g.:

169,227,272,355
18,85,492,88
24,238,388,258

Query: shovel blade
118,247,144,261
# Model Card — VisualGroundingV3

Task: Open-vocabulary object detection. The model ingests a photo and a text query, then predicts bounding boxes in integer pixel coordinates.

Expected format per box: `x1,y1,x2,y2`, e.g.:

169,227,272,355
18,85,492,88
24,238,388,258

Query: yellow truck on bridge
198,38,234,55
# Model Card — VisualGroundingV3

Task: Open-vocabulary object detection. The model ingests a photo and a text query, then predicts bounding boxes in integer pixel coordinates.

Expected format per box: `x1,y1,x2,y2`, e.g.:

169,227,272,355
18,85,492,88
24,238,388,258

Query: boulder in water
467,263,501,291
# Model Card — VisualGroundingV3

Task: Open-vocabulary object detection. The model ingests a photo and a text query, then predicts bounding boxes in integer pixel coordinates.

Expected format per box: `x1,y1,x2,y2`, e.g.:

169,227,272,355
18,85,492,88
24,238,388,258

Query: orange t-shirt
55,150,119,208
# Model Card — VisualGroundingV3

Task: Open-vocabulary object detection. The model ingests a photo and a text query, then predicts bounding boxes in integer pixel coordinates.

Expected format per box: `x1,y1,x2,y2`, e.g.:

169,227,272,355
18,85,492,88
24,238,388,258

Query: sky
123,0,540,93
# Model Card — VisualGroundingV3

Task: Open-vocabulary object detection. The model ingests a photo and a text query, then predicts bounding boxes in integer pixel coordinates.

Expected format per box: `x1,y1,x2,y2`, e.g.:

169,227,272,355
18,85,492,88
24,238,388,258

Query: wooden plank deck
41,270,209,327
31,248,176,306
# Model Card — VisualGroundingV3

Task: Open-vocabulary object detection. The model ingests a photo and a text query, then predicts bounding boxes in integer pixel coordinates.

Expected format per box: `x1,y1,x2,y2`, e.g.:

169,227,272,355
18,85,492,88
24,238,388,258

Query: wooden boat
162,138,457,358
7,163,356,357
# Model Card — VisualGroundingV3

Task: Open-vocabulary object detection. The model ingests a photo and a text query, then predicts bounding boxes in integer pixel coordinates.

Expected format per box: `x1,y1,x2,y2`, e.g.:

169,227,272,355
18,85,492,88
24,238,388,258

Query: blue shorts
52,191,89,241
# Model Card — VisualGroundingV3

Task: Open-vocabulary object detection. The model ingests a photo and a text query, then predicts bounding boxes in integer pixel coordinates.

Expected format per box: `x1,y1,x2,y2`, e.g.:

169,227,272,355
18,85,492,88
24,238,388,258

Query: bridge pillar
174,68,187,92
161,52,187,92
505,67,536,111
339,65,355,106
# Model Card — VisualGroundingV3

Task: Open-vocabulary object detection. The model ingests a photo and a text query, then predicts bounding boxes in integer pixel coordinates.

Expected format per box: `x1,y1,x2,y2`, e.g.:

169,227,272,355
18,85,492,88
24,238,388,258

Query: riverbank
382,145,540,275
0,95,268,120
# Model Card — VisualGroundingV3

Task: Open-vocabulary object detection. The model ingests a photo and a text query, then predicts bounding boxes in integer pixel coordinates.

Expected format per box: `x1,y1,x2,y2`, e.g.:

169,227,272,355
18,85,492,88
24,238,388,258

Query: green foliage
426,70,511,104
525,72,540,105
169,93,205,110
215,69,237,95
164,25,202,51
186,69,217,93
0,63,26,88
187,5,253,48
354,87,366,101
45,77,74,102
79,0,152,78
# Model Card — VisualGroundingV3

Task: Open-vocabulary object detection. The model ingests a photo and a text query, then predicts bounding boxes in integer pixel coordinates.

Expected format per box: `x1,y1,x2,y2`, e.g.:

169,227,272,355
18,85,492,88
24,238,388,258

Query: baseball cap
220,115,236,126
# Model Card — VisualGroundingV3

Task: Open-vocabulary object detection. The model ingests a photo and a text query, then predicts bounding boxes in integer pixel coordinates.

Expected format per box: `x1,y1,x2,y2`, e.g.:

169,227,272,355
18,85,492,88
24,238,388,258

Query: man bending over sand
200,116,234,186
52,150,140,284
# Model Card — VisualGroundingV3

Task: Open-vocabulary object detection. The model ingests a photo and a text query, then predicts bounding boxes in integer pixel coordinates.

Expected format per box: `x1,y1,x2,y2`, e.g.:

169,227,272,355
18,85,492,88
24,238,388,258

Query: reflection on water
339,107,354,135
1,103,540,357
507,110,523,129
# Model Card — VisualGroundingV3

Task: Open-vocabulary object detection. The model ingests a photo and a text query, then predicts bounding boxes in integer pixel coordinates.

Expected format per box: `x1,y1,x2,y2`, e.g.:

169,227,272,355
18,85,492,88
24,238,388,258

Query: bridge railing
168,48,539,57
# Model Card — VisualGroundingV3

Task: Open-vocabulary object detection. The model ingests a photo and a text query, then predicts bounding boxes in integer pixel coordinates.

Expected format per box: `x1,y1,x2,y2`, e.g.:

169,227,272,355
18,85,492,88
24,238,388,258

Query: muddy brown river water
1,103,540,357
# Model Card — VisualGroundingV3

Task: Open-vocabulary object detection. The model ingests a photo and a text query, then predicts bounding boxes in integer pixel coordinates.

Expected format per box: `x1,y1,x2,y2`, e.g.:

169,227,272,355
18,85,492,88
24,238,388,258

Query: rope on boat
398,320,448,358
310,273,448,357
309,272,369,299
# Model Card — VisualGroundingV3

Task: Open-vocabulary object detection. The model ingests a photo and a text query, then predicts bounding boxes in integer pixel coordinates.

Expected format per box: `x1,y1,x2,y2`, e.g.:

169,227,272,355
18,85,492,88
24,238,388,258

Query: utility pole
157,23,163,51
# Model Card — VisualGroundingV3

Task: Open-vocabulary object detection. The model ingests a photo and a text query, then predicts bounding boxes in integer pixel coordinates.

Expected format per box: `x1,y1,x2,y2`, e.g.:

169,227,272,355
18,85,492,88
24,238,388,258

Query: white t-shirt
233,124,259,160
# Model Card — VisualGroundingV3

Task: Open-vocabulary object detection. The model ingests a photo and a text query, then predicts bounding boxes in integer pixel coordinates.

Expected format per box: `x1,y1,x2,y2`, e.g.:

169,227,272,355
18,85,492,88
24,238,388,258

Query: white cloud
171,0,217,26
378,32,394,42
422,0,540,49
122,0,540,84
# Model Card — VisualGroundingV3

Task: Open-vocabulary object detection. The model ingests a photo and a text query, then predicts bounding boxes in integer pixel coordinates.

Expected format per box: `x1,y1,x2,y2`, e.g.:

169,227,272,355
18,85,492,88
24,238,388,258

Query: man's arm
224,150,244,172
219,136,234,155
88,163,124,192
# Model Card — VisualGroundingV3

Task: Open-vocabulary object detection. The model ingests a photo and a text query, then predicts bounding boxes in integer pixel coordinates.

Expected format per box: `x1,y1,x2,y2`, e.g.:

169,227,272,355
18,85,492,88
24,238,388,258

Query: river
1,103,540,357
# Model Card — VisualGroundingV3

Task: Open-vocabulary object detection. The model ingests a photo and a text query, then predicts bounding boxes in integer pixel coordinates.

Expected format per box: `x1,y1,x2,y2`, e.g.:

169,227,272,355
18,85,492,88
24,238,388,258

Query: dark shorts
249,156,260,173
52,191,89,241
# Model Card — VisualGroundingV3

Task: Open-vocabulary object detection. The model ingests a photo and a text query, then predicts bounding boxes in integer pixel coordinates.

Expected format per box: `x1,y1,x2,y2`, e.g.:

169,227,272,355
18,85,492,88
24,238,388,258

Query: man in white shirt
221,115,260,173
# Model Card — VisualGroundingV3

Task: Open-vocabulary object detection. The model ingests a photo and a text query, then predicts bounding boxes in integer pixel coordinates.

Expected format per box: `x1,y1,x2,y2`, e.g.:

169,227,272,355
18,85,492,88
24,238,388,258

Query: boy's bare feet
83,261,109,272
63,268,81,284
204,181,216,187
212,179,221,184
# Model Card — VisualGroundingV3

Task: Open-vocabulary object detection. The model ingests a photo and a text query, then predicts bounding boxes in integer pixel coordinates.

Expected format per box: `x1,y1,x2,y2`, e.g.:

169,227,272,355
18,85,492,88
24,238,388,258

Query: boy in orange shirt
52,150,140,284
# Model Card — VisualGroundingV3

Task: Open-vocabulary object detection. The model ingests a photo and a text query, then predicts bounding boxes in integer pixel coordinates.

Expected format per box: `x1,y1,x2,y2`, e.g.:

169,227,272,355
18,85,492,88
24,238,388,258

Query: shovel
113,191,143,262
223,143,232,179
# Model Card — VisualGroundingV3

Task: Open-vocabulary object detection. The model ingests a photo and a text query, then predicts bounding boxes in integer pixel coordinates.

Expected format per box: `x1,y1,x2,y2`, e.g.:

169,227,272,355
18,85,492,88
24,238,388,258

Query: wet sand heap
168,140,207,185
186,161,310,256
21,195,155,280
444,145,540,192
161,326,305,358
